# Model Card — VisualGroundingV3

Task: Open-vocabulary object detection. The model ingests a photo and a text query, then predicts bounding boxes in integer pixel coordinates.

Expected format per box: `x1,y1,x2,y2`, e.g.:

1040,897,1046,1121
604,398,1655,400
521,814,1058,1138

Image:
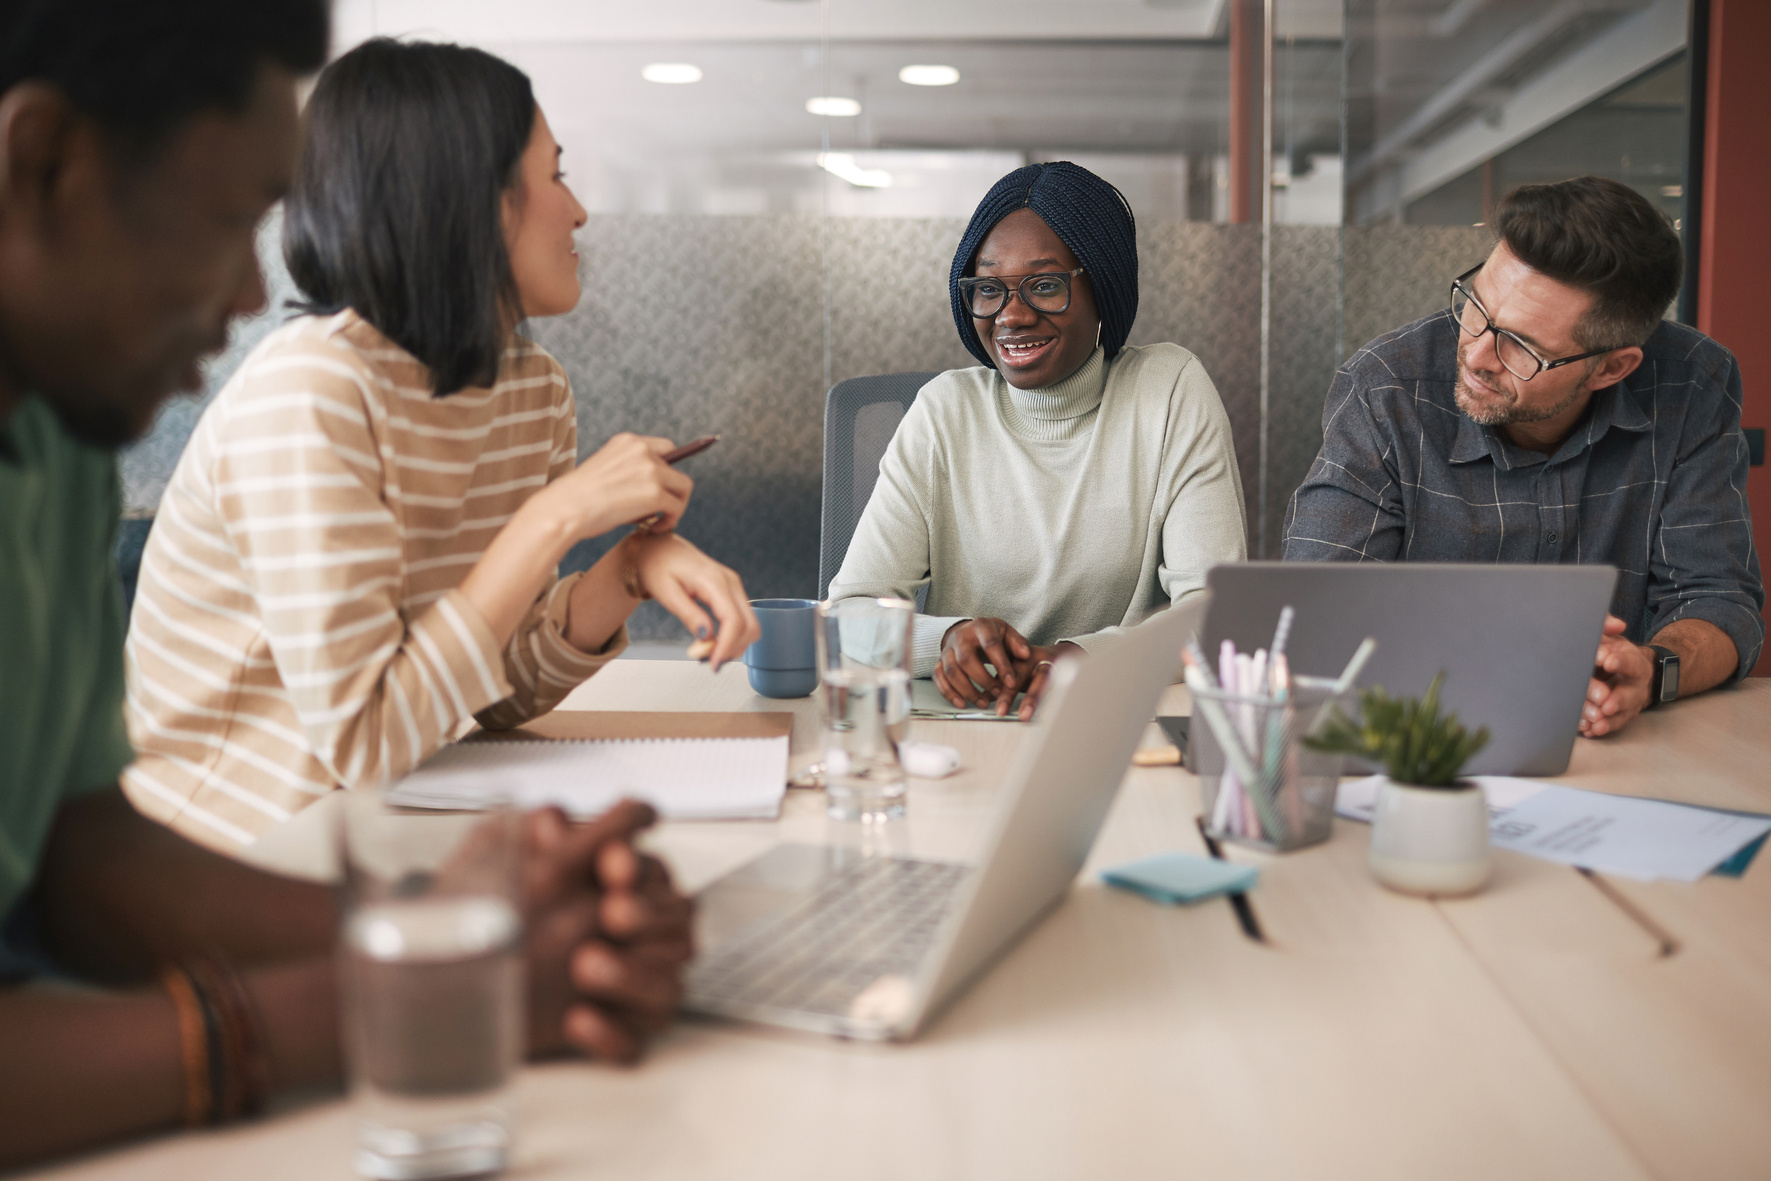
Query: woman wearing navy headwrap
827,161,1247,717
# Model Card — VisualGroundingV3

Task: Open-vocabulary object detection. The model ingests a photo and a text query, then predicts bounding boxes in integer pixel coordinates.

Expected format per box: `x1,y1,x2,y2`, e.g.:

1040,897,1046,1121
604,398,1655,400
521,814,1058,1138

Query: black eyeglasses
958,268,1085,318
1449,264,1625,381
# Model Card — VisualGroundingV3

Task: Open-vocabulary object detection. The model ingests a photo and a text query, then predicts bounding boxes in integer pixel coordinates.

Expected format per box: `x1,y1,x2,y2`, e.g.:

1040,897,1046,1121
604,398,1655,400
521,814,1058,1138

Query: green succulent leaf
1302,670,1490,787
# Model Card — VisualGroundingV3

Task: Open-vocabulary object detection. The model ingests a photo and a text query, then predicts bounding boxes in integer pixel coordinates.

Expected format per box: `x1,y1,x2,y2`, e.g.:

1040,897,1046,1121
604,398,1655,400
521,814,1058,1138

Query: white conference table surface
30,664,1771,1181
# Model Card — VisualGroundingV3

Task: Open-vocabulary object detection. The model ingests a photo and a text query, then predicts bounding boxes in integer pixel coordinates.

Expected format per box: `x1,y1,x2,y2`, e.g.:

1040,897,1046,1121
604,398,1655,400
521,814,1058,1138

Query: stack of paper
1336,776,1771,882
389,735,790,820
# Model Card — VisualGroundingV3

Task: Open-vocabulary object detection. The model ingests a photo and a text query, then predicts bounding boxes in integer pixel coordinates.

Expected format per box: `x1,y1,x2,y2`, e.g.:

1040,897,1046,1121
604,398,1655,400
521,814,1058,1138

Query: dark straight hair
284,39,537,396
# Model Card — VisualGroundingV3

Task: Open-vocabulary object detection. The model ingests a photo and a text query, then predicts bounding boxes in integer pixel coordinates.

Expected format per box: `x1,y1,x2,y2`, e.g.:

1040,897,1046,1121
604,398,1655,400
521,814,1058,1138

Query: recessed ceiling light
806,96,862,117
818,152,892,188
642,63,702,84
898,64,959,87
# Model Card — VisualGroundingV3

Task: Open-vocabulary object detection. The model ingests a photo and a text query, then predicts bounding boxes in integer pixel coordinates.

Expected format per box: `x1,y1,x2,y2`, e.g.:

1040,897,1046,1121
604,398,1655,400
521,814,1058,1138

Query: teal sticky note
1102,853,1258,905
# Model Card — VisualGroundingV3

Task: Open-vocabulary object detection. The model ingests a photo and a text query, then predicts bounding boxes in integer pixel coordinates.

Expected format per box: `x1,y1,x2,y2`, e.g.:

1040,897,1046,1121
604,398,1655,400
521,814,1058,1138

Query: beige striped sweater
123,310,624,852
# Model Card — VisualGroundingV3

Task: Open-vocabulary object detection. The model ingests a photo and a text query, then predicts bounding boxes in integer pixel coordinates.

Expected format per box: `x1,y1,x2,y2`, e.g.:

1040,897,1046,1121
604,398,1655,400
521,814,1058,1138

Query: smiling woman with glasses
826,160,1248,719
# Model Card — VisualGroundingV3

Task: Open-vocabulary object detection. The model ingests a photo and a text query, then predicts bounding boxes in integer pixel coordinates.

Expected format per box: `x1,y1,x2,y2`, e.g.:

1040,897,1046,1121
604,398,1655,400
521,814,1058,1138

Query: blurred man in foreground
0,2,691,1166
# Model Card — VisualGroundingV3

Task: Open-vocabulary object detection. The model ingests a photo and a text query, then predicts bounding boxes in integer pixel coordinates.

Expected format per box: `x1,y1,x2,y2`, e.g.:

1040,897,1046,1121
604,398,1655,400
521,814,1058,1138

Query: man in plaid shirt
1284,176,1762,738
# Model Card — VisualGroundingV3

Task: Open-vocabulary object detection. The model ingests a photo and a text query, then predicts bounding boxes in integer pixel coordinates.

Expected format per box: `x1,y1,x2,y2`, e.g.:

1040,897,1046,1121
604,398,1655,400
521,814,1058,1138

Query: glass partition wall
119,0,1694,641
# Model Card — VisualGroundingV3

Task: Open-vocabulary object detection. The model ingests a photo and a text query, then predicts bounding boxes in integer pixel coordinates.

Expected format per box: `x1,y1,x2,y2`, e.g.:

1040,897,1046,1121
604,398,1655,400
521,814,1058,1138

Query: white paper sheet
1335,774,1549,824
387,735,790,821
1334,774,1771,882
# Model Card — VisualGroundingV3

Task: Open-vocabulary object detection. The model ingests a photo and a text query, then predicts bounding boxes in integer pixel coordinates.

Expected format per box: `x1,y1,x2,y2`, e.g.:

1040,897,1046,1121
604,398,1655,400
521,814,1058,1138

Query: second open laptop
682,595,1206,1041
1202,562,1617,776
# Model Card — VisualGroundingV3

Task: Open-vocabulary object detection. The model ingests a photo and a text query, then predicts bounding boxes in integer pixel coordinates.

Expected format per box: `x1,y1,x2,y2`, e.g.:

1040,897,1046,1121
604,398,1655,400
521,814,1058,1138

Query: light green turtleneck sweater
828,343,1248,677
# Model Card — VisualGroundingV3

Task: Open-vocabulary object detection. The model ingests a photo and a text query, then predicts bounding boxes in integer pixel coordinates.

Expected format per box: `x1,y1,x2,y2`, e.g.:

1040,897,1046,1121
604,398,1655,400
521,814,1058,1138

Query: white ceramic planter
1367,778,1492,896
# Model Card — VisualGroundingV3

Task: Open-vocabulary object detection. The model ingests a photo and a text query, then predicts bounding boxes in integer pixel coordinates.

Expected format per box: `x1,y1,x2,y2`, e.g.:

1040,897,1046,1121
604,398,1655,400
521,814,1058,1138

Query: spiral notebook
387,711,794,821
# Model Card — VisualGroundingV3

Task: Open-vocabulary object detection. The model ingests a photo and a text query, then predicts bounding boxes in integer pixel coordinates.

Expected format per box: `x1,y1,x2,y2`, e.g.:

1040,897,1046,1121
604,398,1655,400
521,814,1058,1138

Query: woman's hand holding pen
535,432,694,540
526,431,750,663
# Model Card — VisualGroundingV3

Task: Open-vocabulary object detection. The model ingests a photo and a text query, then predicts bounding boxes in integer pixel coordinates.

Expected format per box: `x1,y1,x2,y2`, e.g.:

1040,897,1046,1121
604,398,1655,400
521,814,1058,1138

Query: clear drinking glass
339,794,524,1181
1191,679,1347,853
815,597,915,821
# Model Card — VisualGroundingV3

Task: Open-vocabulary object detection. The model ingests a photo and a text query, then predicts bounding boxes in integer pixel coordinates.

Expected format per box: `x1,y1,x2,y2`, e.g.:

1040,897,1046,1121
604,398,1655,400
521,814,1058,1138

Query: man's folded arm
0,790,342,1169
33,790,336,984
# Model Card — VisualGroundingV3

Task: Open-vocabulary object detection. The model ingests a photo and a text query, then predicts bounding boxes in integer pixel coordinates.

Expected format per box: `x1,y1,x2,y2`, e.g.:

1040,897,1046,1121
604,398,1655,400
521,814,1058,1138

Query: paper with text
1336,775,1771,881
1489,789,1771,882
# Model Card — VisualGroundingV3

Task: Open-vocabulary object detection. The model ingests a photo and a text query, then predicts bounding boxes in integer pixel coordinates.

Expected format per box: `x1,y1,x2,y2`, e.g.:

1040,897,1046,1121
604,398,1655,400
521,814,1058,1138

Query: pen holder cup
1190,684,1347,853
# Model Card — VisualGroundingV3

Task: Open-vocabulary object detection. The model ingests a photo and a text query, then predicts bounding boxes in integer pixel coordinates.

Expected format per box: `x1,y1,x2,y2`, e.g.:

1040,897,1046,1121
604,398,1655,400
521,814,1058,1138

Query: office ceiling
328,0,1683,221
336,0,1343,45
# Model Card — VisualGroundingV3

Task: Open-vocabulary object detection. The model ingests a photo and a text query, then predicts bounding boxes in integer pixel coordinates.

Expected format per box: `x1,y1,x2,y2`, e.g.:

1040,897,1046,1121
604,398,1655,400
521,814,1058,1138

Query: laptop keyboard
687,856,970,1019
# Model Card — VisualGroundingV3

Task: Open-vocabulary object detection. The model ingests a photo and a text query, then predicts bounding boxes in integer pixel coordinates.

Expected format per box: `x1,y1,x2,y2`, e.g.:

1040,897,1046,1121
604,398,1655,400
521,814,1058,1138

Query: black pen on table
1195,815,1265,943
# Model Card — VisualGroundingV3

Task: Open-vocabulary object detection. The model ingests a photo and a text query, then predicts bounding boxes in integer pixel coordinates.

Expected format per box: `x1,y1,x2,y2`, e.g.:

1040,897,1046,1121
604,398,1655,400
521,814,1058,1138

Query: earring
1095,322,1103,349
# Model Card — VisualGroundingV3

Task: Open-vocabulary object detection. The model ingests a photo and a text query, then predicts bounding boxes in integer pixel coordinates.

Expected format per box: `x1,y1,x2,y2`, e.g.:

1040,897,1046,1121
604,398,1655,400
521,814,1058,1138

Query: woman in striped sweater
124,40,760,852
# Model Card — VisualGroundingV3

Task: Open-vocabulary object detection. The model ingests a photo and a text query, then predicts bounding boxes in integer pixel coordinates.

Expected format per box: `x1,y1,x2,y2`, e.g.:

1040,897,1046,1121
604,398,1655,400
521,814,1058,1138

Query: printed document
1336,775,1771,881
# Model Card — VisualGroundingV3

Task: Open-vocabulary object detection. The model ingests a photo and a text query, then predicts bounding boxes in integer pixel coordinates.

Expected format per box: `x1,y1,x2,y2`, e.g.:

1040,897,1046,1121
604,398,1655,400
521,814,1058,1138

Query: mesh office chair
116,517,154,616
818,371,939,600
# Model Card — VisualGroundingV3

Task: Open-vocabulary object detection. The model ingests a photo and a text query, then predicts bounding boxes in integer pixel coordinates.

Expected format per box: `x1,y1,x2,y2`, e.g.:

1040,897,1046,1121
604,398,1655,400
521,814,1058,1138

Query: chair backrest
116,517,154,618
819,371,939,600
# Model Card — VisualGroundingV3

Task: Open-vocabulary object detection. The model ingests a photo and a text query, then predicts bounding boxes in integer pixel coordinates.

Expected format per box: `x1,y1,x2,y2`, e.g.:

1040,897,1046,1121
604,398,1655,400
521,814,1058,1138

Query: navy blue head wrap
948,161,1138,369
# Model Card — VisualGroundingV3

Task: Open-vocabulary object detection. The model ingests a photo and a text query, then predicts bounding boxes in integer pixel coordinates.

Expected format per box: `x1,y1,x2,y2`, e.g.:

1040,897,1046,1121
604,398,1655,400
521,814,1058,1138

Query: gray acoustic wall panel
118,214,1493,640
1341,226,1494,361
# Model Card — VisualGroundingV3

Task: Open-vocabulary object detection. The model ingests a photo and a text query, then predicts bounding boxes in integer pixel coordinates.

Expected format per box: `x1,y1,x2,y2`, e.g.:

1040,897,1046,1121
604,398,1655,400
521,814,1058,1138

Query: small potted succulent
1306,672,1493,896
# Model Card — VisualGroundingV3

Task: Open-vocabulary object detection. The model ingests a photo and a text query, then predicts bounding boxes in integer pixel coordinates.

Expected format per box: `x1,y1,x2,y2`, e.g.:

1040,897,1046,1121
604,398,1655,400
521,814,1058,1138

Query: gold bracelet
619,533,651,602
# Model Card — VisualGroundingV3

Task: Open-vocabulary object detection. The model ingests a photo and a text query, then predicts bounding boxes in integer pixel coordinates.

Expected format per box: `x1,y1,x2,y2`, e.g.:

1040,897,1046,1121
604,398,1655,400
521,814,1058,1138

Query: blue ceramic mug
744,598,819,698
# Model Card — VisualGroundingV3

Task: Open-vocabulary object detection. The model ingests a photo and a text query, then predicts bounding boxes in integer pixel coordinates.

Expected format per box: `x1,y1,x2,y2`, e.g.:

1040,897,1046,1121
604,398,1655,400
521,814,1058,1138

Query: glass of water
339,794,524,1180
815,596,915,821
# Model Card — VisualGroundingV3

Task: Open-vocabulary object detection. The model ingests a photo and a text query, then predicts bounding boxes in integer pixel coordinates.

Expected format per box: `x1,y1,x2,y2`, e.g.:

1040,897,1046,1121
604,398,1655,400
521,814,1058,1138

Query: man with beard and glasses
1284,176,1762,738
0,2,691,1167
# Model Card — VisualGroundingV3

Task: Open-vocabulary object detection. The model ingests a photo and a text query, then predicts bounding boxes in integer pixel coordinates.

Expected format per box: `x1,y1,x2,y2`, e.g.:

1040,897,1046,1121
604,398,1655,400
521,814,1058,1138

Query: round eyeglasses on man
1449,263,1627,382
958,268,1086,319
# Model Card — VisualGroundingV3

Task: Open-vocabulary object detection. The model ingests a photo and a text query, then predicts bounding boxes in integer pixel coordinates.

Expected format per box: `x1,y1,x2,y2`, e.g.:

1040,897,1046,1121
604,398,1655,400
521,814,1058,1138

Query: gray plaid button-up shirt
1283,311,1764,683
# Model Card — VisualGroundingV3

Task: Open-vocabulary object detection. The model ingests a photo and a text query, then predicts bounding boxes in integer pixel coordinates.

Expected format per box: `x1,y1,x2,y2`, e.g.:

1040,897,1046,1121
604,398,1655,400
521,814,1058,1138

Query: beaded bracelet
160,953,270,1126
187,954,270,1121
159,964,213,1127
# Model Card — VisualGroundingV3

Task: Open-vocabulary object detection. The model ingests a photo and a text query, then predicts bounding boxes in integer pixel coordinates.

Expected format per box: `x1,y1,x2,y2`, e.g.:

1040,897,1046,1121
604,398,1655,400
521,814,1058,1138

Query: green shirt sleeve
60,556,134,799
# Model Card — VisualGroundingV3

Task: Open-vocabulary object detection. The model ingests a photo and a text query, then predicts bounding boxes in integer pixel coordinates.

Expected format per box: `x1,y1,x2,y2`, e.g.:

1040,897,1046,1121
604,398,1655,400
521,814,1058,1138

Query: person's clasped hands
936,618,1079,720
517,799,693,1063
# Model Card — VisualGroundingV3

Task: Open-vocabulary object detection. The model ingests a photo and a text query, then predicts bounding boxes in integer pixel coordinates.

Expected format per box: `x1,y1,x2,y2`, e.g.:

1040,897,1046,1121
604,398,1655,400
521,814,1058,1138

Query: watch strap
1649,644,1680,706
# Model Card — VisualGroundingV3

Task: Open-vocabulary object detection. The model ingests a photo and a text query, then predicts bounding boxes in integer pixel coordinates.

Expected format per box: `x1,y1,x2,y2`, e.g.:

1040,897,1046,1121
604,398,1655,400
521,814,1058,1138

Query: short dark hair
1492,176,1682,350
0,0,328,163
284,40,537,397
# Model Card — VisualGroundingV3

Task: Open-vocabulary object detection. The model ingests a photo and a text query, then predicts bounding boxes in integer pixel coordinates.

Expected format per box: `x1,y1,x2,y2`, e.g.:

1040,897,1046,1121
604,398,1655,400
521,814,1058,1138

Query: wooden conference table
27,664,1771,1181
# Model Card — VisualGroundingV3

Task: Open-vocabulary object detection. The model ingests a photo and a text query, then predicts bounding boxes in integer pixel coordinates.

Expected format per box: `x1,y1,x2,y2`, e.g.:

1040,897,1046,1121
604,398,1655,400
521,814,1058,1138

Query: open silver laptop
1202,562,1617,777
683,595,1205,1041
